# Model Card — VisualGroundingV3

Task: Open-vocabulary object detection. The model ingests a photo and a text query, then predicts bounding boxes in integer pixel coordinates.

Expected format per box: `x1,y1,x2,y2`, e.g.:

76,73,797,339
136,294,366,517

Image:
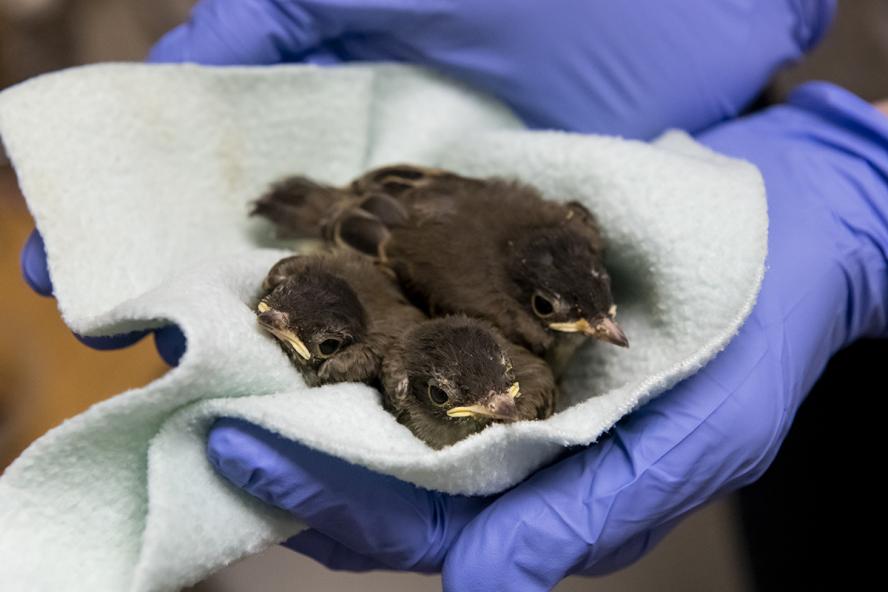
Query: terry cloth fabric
0,63,767,591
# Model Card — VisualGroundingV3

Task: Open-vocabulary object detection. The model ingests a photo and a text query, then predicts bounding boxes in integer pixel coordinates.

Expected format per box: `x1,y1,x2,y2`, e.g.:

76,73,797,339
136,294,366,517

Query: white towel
0,63,767,591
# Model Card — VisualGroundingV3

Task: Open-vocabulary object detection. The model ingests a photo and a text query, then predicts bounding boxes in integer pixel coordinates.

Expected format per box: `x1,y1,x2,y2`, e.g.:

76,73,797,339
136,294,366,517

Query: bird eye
318,338,342,357
428,384,449,406
531,292,555,318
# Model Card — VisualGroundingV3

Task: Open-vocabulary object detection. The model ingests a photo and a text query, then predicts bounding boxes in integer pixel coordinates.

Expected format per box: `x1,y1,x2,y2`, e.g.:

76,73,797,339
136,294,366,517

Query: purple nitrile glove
150,0,834,139
207,83,888,590
207,417,489,573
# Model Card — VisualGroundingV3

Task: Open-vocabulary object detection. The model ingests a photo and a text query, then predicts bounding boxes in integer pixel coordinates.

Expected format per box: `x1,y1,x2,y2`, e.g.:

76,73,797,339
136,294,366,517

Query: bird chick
256,253,557,449
256,250,424,386
381,316,556,450
252,165,627,375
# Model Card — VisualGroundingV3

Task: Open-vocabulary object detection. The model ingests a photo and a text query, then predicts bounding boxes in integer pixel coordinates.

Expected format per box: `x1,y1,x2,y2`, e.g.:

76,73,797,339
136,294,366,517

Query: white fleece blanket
0,64,767,591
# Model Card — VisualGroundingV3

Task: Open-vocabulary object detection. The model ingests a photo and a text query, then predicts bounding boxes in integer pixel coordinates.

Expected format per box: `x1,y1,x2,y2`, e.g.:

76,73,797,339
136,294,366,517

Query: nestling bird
256,251,557,447
256,250,424,387
252,164,628,375
381,315,557,450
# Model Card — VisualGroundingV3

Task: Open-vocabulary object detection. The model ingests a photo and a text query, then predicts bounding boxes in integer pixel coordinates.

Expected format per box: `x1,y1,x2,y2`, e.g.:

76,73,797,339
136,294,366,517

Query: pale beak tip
599,318,629,348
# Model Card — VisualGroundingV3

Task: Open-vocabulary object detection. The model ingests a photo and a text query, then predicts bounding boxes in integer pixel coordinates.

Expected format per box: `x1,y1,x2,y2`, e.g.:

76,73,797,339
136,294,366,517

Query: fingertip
146,0,319,66
154,324,187,366
798,0,837,51
148,24,192,63
206,418,283,490
21,230,53,297
74,330,150,350
299,43,346,66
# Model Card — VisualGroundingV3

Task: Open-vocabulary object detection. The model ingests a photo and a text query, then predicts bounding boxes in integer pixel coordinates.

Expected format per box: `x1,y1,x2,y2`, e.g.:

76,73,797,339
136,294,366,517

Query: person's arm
205,84,888,591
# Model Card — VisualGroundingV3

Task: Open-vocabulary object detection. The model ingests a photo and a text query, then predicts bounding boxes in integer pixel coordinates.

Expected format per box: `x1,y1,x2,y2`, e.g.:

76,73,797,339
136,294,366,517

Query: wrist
786,83,888,341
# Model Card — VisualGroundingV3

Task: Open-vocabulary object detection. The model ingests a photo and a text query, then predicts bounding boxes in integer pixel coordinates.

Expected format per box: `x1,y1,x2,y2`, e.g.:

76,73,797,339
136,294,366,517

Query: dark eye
531,292,555,318
428,384,449,406
318,338,342,357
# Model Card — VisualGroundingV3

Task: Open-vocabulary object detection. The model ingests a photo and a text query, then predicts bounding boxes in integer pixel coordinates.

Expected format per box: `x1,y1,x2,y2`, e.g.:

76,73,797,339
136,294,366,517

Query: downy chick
256,250,422,386
382,315,556,450
253,165,627,376
257,252,557,448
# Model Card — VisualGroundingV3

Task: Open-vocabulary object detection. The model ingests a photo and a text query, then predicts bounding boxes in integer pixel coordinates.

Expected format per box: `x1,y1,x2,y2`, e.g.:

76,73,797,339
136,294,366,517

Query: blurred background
1,1,886,590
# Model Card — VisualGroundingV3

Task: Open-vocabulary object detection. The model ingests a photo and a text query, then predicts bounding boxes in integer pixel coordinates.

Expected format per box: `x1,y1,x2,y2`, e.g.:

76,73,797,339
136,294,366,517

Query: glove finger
154,324,187,366
21,229,53,296
75,325,185,362
74,330,150,350
149,0,455,66
148,0,321,65
283,529,388,572
207,418,487,572
299,44,346,66
22,229,156,350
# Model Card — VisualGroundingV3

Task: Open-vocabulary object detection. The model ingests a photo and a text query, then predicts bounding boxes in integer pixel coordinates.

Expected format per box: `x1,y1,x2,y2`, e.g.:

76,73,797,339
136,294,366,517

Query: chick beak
256,307,312,360
591,317,629,348
447,386,521,422
548,317,629,348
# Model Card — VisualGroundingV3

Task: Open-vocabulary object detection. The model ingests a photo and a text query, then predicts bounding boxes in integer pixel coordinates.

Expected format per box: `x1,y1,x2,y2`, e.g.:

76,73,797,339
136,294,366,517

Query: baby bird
256,250,423,386
256,252,557,448
252,165,627,375
381,316,556,450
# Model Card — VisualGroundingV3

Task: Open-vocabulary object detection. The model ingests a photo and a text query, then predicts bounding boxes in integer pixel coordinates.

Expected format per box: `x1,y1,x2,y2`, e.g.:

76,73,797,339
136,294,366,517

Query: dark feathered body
370,171,606,356
258,253,557,449
253,165,625,376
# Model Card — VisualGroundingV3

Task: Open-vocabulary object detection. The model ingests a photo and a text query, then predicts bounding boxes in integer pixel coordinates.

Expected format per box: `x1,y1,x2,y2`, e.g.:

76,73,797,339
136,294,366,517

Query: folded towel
0,63,767,591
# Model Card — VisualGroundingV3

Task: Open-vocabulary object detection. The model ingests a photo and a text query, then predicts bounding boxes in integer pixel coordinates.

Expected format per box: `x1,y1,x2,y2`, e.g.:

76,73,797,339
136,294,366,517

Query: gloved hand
206,83,888,590
18,2,883,587
19,0,835,363
149,0,833,139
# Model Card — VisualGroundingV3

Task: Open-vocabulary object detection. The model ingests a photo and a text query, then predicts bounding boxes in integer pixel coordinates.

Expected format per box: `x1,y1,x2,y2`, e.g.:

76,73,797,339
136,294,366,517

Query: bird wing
507,342,559,420
350,164,453,197
251,175,348,239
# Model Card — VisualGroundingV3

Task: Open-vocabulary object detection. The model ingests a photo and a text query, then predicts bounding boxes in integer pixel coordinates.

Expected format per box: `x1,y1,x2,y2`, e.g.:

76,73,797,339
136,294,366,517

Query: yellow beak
276,330,312,360
447,383,521,421
256,303,312,360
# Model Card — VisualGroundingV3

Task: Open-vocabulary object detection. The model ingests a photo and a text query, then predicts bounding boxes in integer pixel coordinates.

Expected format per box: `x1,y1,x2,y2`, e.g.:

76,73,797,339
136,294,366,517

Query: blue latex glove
149,0,834,139
207,84,888,590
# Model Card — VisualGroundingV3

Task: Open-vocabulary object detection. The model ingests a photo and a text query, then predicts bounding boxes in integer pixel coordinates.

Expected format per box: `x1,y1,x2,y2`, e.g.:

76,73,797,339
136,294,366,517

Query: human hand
149,0,834,139
207,83,888,590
